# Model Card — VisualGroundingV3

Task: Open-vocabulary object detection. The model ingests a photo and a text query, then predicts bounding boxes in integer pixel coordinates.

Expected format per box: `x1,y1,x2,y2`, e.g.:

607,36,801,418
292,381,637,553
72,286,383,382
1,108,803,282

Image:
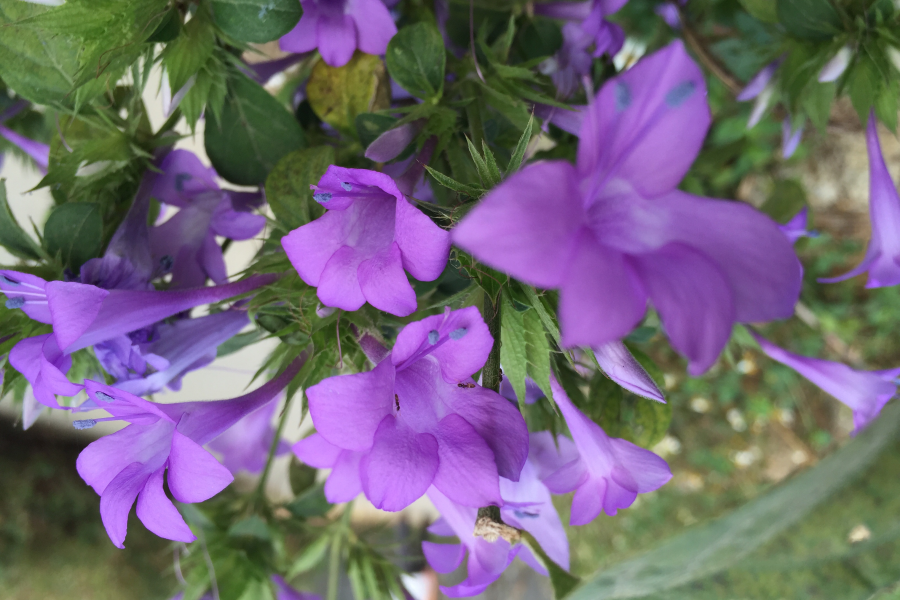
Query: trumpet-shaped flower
423,456,569,598
8,333,82,409
281,166,450,317
819,111,900,288
593,341,665,401
751,331,899,433
279,0,397,68
292,432,363,503
454,42,801,374
74,358,304,548
150,150,266,289
306,307,528,511
531,378,671,525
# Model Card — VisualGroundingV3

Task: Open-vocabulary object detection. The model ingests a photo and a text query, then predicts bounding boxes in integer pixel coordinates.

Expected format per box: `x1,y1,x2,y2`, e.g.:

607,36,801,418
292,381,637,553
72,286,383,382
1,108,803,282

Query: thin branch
678,7,744,96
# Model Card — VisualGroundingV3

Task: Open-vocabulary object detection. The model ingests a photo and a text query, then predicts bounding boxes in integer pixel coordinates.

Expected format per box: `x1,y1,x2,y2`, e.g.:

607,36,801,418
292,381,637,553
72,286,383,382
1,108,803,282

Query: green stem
482,290,502,393
327,502,353,600
254,393,294,505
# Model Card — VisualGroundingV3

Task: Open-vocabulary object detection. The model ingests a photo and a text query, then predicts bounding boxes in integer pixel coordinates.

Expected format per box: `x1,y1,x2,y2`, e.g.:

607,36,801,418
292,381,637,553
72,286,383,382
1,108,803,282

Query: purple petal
778,207,814,243
528,431,580,481
818,47,851,83
533,0,593,19
782,117,804,159
135,467,196,543
152,150,219,206
0,270,51,323
360,416,439,511
282,211,350,287
45,281,108,351
308,358,395,451
358,242,417,316
324,449,363,502
422,541,466,573
820,112,900,288
452,161,584,289
558,230,646,348
280,9,318,54
76,422,169,495
0,125,49,172
578,41,710,198
317,12,357,67
541,457,589,494
352,0,398,55
394,195,451,282
166,431,234,503
736,59,782,102
631,244,735,375
593,341,665,401
210,199,266,240
432,414,502,507
292,432,342,468
246,54,305,85
365,122,419,162
317,245,367,311
99,462,152,548
534,104,585,136
609,437,674,492
206,401,282,475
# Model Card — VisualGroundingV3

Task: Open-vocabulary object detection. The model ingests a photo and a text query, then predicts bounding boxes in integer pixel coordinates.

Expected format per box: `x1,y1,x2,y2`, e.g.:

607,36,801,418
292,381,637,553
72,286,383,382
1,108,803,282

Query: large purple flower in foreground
306,307,528,511
74,358,304,548
751,331,899,434
453,42,801,374
819,111,900,288
279,0,397,67
293,432,363,503
423,457,569,597
282,166,450,317
150,150,266,289
530,378,671,526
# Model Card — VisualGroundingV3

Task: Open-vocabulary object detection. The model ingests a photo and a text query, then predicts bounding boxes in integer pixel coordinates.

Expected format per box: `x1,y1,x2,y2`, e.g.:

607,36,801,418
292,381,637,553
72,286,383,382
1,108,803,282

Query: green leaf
568,401,900,599
287,482,331,518
385,22,446,99
43,203,103,271
802,81,836,132
740,0,779,22
211,0,302,43
465,136,497,188
0,180,42,260
501,290,530,410
161,8,216,94
355,113,398,149
423,165,482,195
307,52,390,134
776,0,842,40
287,534,331,577
236,579,276,600
227,515,271,540
147,7,182,43
507,115,534,174
265,146,335,231
481,140,502,186
205,72,306,186
0,0,78,107
848,53,881,123
874,75,899,132
521,531,581,598
760,179,807,223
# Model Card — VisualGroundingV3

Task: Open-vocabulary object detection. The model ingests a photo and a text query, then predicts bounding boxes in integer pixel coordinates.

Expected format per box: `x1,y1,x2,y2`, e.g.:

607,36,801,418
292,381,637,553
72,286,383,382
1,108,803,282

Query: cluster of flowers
4,0,900,595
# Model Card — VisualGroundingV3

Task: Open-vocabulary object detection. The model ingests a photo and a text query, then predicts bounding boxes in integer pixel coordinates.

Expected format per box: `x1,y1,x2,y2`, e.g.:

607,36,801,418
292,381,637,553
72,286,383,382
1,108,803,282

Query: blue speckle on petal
73,419,97,430
95,391,114,403
159,255,173,272
0,274,20,285
665,81,696,108
428,330,439,345
175,172,192,191
5,297,25,309
341,182,353,191
514,509,540,519
449,328,467,340
615,82,631,112
314,192,332,204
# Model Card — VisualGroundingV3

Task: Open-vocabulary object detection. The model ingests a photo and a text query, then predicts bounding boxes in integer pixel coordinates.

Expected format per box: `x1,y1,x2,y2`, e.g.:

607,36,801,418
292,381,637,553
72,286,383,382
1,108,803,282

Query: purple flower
8,333,82,409
293,432,363,502
74,357,304,548
531,378,671,526
535,0,628,58
778,207,817,244
0,100,49,173
544,23,594,98
737,58,783,128
423,455,569,597
364,121,422,163
593,341,665,401
751,331,899,434
150,150,266,289
279,0,397,68
818,47,851,83
207,400,291,475
655,2,681,29
782,117,805,159
534,103,586,136
306,307,529,511
281,166,450,317
453,42,801,375
820,111,900,288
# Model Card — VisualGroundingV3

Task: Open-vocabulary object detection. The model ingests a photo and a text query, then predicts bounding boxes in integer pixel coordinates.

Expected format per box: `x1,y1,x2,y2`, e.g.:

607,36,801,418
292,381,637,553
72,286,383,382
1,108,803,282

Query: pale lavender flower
593,341,665,401
279,0,397,67
74,358,304,548
820,111,900,288
818,47,852,82
530,378,670,526
208,400,291,475
454,42,801,374
782,117,805,159
535,0,628,57
306,307,529,511
751,331,899,434
544,23,594,98
281,166,450,317
364,121,422,163
737,58,783,128
292,432,362,502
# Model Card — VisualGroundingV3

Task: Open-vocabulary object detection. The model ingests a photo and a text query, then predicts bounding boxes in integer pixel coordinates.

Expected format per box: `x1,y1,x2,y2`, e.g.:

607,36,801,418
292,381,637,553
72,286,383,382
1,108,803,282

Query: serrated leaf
307,52,390,134
501,290,530,410
385,22,445,99
211,0,302,43
265,146,334,231
465,136,496,187
507,115,534,174
0,180,42,260
43,203,103,271
423,165,482,195
206,72,306,185
481,140,502,186
162,8,216,93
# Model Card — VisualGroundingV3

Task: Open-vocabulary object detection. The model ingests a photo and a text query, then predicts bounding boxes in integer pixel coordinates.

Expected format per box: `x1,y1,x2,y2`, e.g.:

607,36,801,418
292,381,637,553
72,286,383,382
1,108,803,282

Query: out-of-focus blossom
306,307,529,511
454,42,801,374
279,0,397,67
0,100,49,173
365,121,422,163
207,400,291,475
737,58,783,128
74,358,303,548
593,341,665,401
782,117,805,159
271,575,322,600
751,331,899,434
778,207,817,244
542,23,594,98
820,111,900,288
281,166,449,317
530,378,671,525
818,46,852,83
